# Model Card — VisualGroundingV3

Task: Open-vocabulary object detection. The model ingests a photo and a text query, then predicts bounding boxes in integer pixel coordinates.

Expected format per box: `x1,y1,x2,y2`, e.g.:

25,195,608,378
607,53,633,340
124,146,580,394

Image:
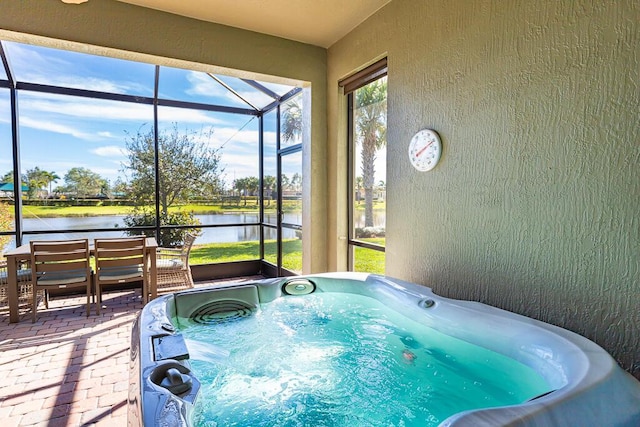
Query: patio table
3,237,158,323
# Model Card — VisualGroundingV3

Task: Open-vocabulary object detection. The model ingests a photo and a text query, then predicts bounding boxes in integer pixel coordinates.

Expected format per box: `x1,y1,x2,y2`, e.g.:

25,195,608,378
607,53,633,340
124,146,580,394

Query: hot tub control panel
153,334,189,361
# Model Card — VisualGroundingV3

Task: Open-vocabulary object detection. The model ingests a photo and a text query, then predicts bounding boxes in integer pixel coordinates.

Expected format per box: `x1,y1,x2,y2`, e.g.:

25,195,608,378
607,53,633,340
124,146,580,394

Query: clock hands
415,140,434,157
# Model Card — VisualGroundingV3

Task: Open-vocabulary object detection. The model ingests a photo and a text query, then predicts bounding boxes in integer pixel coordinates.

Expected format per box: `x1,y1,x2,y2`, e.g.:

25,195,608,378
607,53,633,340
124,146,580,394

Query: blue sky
0,41,300,190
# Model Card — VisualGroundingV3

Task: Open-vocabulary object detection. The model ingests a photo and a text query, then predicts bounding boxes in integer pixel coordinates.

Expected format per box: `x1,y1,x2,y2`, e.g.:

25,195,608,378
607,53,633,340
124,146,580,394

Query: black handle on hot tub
149,360,194,395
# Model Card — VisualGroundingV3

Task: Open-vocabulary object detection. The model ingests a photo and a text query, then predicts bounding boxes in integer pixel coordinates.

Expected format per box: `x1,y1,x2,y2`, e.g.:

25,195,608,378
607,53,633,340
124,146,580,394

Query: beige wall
328,0,639,377
1,0,638,378
0,0,328,273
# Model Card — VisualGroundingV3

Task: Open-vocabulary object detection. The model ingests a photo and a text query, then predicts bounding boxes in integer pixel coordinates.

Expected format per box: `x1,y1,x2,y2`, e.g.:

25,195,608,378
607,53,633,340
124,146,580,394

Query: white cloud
227,88,273,109
184,72,275,110
5,43,69,78
92,145,128,157
211,127,260,147
5,42,150,94
157,105,225,126
19,116,95,140
15,93,228,142
20,92,226,127
0,103,10,123
51,76,141,94
89,165,122,181
219,164,260,184
20,93,154,122
185,72,230,98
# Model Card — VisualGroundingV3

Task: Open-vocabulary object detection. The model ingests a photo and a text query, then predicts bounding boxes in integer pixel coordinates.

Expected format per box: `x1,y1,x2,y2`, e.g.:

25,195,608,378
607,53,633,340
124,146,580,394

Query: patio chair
0,259,46,315
156,233,196,295
94,237,148,314
30,239,92,323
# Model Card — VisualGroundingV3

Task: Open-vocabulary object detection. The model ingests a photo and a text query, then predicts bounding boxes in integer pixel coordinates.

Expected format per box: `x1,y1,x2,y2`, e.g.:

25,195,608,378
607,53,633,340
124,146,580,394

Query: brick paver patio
0,277,260,426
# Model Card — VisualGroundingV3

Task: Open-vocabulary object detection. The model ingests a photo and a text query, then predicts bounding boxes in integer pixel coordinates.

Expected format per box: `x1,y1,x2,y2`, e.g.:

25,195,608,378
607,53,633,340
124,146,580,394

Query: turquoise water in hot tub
177,292,550,427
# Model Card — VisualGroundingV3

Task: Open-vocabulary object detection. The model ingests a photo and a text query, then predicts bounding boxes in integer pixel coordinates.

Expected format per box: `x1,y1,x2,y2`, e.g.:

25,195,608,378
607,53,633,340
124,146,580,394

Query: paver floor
0,277,261,426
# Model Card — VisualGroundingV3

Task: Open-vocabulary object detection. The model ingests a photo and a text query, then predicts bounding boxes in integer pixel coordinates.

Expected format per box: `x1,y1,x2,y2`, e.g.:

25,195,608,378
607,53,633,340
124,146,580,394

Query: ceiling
114,0,392,48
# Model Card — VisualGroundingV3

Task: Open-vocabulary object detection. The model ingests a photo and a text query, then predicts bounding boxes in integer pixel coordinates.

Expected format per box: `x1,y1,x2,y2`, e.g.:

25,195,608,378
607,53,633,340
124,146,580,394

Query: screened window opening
343,59,387,274
0,39,305,278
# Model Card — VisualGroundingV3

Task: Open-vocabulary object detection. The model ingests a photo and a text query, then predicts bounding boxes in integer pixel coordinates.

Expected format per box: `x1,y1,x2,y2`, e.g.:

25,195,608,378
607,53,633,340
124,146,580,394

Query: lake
8,211,385,247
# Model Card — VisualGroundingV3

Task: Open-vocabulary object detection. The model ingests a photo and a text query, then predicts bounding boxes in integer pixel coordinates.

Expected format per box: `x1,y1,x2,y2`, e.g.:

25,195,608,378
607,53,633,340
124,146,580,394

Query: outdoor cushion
157,258,185,270
37,270,89,286
98,266,143,282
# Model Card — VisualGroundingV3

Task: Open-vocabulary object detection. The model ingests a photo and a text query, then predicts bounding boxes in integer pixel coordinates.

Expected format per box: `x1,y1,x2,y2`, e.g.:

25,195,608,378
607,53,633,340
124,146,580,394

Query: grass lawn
354,237,385,274
189,237,383,275
21,204,129,217
190,238,303,272
20,203,292,218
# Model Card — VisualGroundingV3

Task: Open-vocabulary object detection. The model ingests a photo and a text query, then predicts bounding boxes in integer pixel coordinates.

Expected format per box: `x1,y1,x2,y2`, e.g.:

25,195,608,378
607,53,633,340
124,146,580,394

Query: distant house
0,182,29,199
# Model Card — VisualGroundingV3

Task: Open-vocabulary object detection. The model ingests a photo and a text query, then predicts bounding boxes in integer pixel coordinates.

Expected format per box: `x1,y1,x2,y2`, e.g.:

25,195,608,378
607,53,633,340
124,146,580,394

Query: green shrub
355,226,386,238
123,209,201,247
0,202,12,253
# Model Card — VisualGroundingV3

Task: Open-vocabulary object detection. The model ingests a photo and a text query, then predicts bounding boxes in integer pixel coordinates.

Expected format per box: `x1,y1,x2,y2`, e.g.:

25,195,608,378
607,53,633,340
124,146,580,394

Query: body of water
6,211,385,248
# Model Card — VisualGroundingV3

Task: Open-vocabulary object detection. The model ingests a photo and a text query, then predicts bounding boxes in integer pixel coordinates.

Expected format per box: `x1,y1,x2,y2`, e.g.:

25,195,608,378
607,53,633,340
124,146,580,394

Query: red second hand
415,141,433,157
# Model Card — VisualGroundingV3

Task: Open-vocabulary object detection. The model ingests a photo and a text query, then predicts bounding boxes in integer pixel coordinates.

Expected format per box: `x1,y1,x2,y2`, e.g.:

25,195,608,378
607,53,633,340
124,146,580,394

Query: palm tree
355,78,387,227
281,97,302,145
233,177,248,206
1,170,14,183
43,170,60,198
355,176,364,203
281,174,291,191
263,175,276,206
290,173,302,193
25,167,48,200
246,176,259,205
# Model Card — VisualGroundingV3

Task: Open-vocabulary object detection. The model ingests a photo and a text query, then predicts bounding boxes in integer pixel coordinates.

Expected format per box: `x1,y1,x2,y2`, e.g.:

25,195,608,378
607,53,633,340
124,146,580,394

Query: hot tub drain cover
190,299,256,325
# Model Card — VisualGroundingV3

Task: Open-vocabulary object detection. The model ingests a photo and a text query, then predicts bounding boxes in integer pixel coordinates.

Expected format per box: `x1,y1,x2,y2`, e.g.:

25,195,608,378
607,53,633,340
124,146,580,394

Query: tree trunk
362,134,377,228
161,190,169,220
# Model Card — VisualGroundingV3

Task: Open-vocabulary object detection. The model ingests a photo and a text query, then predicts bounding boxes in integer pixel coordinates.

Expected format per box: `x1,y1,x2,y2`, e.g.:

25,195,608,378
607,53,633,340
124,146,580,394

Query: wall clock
408,129,441,171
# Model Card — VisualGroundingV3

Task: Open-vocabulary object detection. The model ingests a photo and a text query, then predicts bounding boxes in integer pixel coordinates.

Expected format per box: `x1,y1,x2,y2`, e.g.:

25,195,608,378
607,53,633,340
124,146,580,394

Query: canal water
16,213,291,245
5,211,385,248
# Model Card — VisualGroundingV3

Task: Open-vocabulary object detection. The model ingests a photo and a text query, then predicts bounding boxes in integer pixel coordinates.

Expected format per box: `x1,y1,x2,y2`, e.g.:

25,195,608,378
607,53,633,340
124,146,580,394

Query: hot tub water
177,292,550,427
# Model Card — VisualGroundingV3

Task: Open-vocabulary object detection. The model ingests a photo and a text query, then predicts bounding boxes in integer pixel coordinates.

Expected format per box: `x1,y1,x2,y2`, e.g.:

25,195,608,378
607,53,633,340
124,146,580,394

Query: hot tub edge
128,274,640,427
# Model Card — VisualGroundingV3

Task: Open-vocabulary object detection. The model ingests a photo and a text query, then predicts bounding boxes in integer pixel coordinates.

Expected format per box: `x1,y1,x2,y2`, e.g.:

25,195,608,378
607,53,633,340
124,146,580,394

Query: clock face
408,129,441,171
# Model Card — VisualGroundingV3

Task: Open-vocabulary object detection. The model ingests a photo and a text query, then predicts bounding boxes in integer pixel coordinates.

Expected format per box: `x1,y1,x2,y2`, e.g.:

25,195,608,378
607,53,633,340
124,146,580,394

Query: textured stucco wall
328,0,639,377
0,0,328,273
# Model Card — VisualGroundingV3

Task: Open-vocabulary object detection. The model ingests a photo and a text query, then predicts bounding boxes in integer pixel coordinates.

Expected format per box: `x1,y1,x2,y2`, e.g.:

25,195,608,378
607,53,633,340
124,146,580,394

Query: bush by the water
123,209,201,247
355,226,385,238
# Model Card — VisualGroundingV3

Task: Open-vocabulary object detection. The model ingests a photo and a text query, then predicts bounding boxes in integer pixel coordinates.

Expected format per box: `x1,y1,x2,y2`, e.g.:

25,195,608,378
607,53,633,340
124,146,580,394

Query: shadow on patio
0,290,141,426
0,276,261,426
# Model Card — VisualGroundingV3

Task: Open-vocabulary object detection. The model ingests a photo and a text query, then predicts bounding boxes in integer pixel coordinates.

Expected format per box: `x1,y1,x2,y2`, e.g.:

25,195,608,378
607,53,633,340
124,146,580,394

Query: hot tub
128,273,640,426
